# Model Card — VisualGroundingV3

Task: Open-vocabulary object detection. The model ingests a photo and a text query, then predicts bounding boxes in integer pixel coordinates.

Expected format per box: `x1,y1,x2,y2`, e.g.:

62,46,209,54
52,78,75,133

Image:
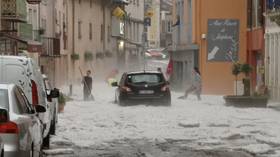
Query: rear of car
0,84,44,157
117,71,171,106
0,56,51,148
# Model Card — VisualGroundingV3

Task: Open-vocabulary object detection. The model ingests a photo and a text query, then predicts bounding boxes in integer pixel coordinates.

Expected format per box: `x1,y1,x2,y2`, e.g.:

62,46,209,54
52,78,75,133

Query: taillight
31,80,39,105
121,86,132,92
0,122,19,134
161,85,169,92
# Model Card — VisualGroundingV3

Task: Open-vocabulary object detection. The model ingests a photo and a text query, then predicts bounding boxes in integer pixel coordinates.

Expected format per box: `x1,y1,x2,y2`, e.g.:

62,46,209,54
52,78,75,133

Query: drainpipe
102,1,106,52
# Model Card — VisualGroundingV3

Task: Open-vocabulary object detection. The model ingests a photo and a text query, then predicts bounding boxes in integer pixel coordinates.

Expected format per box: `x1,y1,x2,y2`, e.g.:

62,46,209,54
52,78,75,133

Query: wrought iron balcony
26,0,41,4
112,0,129,5
1,0,27,22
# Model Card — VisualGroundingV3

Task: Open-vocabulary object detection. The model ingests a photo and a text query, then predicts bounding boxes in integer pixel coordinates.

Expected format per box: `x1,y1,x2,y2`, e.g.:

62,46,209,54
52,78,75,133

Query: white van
0,55,56,148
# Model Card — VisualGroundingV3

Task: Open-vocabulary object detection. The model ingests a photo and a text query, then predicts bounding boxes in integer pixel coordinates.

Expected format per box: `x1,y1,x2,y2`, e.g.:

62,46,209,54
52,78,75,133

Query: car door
116,73,126,99
14,87,42,153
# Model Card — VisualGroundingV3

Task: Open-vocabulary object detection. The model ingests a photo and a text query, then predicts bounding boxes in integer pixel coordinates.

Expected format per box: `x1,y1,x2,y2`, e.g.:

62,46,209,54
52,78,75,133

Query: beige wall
147,0,161,48
67,0,118,83
194,0,248,95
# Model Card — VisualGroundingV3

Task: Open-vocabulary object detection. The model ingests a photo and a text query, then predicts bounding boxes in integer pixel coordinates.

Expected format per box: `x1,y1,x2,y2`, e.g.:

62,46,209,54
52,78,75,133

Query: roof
0,55,29,61
126,70,162,75
0,84,15,90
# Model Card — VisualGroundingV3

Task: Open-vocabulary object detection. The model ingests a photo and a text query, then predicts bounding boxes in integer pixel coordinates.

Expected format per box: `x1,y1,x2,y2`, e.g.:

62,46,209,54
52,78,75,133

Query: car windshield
127,73,163,84
0,89,9,110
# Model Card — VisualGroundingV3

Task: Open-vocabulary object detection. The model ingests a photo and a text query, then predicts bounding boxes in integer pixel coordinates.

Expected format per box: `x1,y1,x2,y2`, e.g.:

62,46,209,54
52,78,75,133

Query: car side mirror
50,88,60,98
35,105,46,113
0,108,8,122
111,82,118,87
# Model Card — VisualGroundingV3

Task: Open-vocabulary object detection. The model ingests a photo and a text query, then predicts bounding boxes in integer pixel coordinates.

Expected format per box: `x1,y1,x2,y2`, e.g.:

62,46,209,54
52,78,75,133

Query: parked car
0,136,4,157
42,74,59,135
112,71,171,106
0,84,46,157
0,55,58,148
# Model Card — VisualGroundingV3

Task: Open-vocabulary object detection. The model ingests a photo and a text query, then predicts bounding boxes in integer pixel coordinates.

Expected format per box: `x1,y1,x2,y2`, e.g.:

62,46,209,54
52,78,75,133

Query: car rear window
0,89,9,110
127,73,164,84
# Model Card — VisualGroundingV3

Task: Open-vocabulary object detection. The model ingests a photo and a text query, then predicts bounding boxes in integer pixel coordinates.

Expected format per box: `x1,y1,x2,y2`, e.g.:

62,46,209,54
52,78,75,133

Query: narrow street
43,82,280,157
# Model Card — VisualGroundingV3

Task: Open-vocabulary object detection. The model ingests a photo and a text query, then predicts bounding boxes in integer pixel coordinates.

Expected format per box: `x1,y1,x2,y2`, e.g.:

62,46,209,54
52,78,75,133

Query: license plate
139,90,154,94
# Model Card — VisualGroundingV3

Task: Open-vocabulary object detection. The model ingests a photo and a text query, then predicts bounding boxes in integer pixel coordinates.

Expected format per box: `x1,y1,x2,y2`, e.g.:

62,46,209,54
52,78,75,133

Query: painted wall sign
207,19,239,62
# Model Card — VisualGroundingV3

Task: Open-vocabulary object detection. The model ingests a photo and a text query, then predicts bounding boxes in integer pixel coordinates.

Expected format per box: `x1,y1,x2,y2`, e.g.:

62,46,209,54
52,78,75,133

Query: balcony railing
26,0,41,4
1,0,27,22
42,37,60,57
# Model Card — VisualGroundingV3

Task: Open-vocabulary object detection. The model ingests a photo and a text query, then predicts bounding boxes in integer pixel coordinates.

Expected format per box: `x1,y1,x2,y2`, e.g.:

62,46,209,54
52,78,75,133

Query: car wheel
1,149,4,157
29,144,34,157
163,98,171,106
43,134,50,148
118,97,126,106
50,117,56,135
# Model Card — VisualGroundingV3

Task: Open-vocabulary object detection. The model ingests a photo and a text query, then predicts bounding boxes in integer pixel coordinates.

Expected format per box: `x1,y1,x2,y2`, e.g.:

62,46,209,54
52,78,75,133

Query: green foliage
270,14,280,26
84,51,94,61
71,53,80,60
232,62,241,76
96,52,105,59
240,63,253,77
58,92,66,104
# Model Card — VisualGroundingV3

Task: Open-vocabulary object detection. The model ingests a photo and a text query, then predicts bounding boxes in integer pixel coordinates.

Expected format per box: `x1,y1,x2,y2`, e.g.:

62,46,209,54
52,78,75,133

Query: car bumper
5,149,30,157
120,92,171,101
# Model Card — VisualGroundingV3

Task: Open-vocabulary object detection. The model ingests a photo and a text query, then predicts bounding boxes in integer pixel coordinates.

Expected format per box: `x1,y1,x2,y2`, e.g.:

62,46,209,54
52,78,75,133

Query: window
137,0,139,6
248,0,264,28
14,87,32,114
133,0,136,5
107,26,111,42
28,9,33,24
167,21,172,33
78,21,82,39
79,0,81,4
0,89,9,110
90,0,93,8
101,24,104,41
89,23,92,40
127,74,164,84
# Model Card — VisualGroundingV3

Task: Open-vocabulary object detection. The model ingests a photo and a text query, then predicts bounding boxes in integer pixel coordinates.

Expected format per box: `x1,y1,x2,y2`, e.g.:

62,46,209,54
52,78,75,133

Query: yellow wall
193,0,248,95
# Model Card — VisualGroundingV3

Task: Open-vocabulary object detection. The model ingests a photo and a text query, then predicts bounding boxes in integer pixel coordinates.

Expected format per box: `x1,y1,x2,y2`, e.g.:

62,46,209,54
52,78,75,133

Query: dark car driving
112,71,171,106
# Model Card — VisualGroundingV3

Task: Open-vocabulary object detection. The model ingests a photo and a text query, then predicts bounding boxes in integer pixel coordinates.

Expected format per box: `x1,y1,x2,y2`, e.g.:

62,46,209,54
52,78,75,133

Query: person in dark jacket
178,67,202,100
83,70,93,101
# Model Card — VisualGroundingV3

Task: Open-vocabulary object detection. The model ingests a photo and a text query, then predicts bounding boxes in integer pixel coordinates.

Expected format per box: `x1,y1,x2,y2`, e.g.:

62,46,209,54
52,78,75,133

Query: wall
193,0,247,95
265,18,280,101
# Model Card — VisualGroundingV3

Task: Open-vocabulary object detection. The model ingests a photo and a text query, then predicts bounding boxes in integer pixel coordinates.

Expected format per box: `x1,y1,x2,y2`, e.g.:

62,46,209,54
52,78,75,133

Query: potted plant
84,51,94,61
71,53,80,61
240,63,253,96
232,62,241,96
58,92,66,113
224,63,268,108
96,52,105,59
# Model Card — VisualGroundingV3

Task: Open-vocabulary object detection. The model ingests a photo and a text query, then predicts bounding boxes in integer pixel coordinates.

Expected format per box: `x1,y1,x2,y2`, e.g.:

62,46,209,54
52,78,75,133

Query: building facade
160,0,172,48
124,0,144,71
39,0,69,87
247,0,265,96
265,0,280,101
171,0,248,95
146,0,161,48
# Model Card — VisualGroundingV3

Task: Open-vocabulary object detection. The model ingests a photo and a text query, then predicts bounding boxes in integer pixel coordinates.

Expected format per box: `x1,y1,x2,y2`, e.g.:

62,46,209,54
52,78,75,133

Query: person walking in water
178,67,202,100
83,70,93,101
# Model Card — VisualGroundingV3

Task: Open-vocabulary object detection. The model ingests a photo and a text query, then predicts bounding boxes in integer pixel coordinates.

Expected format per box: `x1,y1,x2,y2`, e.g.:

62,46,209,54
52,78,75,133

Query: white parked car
42,74,59,135
0,136,4,157
0,84,46,157
0,56,58,148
